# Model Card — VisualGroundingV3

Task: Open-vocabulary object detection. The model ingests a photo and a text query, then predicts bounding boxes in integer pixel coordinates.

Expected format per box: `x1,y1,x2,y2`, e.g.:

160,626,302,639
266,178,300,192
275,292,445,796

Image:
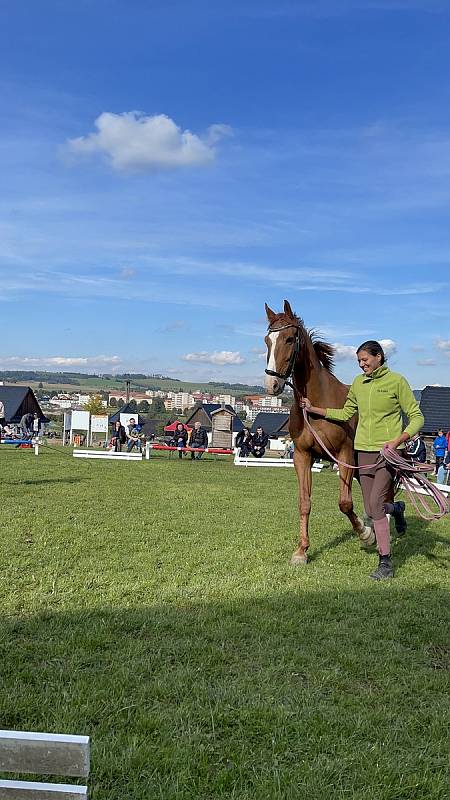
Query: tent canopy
164,420,192,432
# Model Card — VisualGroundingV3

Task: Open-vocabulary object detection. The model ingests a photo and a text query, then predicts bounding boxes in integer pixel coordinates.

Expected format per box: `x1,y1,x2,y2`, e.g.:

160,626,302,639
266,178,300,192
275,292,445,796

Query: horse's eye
286,337,294,344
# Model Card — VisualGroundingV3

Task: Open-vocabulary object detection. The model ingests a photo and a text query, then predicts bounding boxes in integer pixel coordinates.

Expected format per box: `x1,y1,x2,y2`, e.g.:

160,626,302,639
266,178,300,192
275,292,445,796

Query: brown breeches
357,451,395,521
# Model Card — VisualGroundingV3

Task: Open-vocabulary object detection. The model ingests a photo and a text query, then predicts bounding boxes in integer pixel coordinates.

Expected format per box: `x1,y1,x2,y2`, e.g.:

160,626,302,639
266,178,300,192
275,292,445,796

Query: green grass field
0,448,448,799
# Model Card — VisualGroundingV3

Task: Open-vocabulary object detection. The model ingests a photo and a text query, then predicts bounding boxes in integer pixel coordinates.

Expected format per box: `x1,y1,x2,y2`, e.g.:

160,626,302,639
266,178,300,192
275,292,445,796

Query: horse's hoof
291,553,308,566
359,525,376,549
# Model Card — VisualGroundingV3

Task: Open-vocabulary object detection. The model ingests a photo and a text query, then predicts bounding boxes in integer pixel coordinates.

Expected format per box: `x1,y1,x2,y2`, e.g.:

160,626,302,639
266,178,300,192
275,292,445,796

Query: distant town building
164,392,196,411
108,391,153,404
258,396,283,408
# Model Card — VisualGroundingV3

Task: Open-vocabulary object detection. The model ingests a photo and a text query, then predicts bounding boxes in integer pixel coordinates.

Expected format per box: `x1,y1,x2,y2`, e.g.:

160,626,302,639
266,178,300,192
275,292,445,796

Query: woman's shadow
392,512,449,571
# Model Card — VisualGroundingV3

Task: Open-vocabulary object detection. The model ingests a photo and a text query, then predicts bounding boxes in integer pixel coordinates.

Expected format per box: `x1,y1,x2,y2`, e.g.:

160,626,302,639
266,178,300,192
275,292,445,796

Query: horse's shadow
308,515,449,571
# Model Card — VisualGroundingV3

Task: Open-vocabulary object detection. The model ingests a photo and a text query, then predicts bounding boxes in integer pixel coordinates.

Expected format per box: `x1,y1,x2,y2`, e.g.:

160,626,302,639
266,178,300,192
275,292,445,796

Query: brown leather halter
264,323,300,384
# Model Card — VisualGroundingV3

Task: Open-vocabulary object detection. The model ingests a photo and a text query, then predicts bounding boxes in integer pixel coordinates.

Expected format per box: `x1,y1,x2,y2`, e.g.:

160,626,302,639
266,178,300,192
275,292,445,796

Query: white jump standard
73,449,142,461
234,453,325,472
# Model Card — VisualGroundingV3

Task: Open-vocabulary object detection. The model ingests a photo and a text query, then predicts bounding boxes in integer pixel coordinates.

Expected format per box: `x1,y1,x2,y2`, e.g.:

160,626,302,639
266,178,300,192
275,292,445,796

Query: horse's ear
265,303,277,324
283,300,294,318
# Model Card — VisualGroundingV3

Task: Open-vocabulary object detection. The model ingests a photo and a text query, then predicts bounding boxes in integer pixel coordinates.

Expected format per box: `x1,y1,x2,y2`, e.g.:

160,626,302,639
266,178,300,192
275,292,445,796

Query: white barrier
234,454,325,472
406,478,450,497
73,449,142,461
234,455,294,468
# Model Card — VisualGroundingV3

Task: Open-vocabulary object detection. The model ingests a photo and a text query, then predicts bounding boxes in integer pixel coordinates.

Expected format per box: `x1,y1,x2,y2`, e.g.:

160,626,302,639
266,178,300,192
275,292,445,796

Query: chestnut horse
264,300,374,564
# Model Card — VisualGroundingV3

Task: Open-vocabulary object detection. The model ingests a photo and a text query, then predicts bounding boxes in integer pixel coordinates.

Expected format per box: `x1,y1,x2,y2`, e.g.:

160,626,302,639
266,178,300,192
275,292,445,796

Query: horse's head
264,300,300,395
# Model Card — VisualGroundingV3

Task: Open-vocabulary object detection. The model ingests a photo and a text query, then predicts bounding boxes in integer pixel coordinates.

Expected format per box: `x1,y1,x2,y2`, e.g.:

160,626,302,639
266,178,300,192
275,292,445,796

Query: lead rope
381,445,449,521
286,379,449,521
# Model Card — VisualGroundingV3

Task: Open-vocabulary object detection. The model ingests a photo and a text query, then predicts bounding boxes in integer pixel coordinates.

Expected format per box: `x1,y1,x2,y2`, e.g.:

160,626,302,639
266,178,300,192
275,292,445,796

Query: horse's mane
309,331,335,374
269,312,335,374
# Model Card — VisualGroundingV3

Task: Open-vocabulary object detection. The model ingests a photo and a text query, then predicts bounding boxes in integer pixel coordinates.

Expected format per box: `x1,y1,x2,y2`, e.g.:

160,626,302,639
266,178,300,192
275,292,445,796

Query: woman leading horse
264,300,423,578
300,339,423,580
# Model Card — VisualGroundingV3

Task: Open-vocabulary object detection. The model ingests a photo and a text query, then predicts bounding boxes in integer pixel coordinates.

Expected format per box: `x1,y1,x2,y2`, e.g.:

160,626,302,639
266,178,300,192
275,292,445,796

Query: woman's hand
385,433,409,450
300,397,312,410
385,440,400,450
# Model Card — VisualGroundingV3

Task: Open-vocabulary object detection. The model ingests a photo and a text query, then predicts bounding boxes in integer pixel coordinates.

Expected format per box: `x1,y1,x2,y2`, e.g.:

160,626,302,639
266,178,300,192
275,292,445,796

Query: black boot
392,501,407,535
370,555,394,580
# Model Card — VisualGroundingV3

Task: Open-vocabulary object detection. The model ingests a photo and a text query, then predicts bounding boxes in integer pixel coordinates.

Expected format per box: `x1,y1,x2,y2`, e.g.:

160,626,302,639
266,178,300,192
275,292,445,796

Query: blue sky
1,0,450,388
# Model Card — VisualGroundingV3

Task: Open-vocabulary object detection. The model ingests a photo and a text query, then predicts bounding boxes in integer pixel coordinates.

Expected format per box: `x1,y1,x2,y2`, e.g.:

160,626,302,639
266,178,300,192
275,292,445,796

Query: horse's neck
292,334,319,398
293,335,343,406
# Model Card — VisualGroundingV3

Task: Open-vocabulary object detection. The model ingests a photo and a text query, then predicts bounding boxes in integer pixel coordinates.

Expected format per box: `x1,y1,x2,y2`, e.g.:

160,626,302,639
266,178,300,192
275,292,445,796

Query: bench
149,445,234,458
0,729,90,798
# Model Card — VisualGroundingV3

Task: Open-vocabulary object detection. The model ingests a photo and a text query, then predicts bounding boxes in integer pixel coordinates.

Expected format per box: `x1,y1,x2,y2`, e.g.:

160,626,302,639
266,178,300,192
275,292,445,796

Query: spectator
406,435,426,463
33,414,40,438
127,418,143,452
446,429,450,451
432,429,447,475
235,427,253,457
174,423,188,459
20,412,34,439
189,420,208,459
251,426,269,458
111,420,126,452
283,436,295,459
437,450,450,485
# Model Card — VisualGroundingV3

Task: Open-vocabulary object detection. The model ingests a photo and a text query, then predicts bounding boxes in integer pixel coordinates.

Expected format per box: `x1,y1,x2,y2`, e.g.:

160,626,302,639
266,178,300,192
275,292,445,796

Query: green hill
0,370,265,396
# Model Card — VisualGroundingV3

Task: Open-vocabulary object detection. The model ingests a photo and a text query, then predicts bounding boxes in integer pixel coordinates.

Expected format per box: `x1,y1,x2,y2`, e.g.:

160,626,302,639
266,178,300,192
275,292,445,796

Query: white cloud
417,359,436,366
333,338,397,361
436,339,450,357
66,112,231,172
249,347,266,359
333,343,357,361
0,355,122,369
379,338,397,357
183,351,245,365
119,267,136,280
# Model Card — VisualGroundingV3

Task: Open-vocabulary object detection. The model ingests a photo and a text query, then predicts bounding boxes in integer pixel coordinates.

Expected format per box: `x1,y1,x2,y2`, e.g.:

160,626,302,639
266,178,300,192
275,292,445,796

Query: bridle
264,323,300,385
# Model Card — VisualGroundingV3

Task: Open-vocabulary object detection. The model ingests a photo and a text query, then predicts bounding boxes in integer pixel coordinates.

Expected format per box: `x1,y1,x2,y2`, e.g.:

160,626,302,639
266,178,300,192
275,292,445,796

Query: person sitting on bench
111,420,126,452
174,423,188,459
189,421,208,459
126,418,143,452
251,426,269,459
235,427,253,457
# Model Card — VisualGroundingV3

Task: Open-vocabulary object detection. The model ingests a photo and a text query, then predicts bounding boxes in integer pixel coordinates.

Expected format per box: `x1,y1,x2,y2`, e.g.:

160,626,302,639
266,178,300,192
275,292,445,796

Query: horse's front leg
338,464,375,548
291,449,313,565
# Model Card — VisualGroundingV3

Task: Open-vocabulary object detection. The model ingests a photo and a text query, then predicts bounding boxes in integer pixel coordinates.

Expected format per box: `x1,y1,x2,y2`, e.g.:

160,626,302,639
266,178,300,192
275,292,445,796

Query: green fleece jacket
325,365,424,452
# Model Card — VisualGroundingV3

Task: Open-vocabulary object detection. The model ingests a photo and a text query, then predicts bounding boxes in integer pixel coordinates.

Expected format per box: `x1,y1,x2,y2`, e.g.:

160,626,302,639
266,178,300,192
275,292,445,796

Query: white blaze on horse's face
265,331,286,395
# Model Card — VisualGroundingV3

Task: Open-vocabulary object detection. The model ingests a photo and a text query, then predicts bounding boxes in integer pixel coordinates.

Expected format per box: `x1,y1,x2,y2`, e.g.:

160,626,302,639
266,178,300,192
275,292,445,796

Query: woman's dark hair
356,340,385,364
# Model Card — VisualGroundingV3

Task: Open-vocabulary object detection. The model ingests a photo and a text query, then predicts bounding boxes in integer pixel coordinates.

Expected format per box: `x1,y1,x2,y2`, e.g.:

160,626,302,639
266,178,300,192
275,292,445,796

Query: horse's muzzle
265,372,285,396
